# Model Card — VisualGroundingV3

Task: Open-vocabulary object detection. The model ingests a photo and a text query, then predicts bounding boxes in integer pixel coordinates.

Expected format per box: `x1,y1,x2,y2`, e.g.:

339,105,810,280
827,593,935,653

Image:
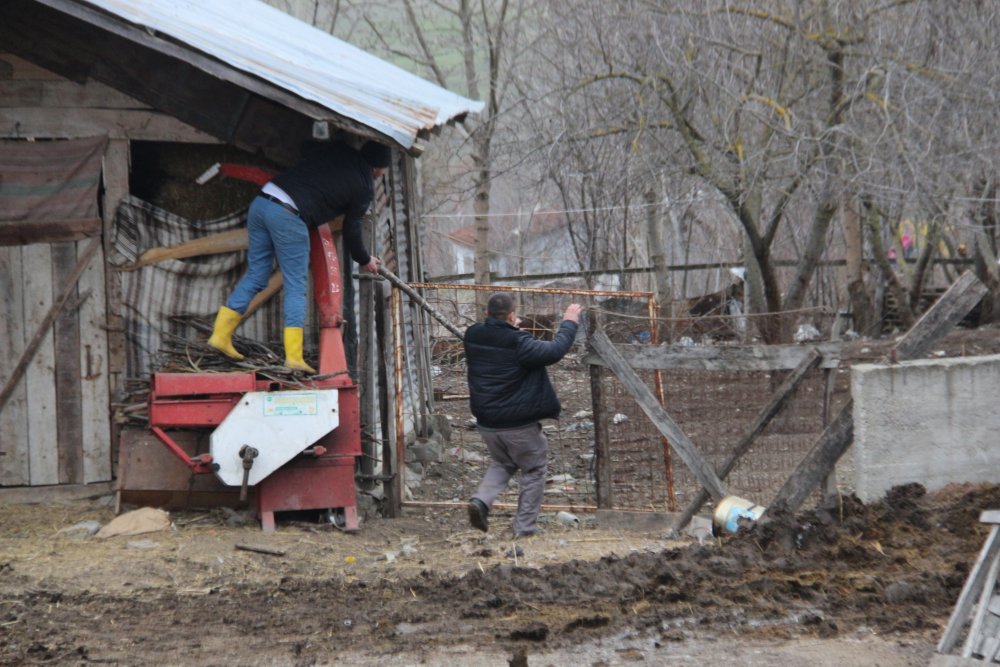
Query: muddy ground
2,481,999,666
4,326,1000,666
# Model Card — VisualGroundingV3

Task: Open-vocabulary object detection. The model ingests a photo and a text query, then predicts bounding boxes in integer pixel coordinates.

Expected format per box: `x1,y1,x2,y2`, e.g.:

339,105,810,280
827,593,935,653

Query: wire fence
396,283,657,514
389,281,850,520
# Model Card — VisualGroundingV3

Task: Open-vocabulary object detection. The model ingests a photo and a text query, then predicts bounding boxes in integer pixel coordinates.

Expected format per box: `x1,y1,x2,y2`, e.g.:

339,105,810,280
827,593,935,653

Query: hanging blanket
0,136,107,222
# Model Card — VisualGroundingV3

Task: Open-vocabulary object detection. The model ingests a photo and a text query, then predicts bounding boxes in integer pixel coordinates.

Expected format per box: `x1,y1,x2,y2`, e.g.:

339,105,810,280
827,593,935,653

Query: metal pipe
402,500,599,512
649,294,676,511
390,285,406,514
379,267,464,338
410,281,654,299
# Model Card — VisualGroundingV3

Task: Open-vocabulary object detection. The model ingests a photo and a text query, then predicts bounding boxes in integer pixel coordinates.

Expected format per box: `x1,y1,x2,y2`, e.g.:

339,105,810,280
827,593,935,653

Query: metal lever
238,445,259,502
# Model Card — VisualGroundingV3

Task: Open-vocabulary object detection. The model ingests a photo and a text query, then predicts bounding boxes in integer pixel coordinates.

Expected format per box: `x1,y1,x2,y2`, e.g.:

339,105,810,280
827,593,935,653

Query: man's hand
563,303,583,323
361,256,381,274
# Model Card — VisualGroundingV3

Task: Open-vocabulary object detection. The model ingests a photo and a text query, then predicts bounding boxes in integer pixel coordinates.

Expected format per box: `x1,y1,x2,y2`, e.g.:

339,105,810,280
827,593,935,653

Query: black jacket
464,317,578,429
270,142,374,265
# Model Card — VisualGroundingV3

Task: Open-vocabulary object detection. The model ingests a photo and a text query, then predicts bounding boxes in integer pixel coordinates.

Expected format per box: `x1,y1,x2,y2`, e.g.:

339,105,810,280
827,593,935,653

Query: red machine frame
147,225,361,531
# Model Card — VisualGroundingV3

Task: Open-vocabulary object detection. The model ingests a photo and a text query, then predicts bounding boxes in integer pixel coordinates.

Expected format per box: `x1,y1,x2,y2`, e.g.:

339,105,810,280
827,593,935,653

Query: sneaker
468,498,489,532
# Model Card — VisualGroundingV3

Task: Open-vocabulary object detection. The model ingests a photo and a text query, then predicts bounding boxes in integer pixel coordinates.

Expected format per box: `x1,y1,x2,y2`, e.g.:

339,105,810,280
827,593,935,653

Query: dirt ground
4,326,1000,666
2,480,999,666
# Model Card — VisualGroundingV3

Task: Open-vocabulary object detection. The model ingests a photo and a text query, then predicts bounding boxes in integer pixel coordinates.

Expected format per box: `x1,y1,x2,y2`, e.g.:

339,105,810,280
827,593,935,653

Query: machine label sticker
263,393,318,417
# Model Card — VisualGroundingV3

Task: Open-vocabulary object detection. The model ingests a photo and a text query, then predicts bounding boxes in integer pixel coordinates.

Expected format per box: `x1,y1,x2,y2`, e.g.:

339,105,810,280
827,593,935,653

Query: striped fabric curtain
111,195,284,378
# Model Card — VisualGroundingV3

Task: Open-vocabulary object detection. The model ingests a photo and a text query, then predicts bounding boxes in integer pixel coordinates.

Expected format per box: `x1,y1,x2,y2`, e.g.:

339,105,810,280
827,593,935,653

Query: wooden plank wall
0,246,27,485
1,52,214,486
0,241,113,485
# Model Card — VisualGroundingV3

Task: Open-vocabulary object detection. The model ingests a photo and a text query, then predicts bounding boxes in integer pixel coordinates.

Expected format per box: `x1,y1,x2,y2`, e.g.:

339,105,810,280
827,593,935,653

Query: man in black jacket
208,140,390,374
464,292,582,536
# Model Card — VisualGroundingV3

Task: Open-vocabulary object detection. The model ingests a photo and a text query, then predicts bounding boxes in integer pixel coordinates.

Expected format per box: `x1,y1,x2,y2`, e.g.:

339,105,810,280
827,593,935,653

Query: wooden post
590,364,613,508
375,282,395,515
590,329,727,502
102,138,129,478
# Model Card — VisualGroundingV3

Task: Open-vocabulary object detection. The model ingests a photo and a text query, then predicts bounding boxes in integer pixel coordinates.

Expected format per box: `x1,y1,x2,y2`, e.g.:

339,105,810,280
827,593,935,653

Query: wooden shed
0,0,481,493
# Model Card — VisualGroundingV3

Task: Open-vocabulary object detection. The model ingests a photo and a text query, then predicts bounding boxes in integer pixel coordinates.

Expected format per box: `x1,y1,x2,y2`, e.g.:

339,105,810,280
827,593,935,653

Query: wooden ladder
934,510,1000,665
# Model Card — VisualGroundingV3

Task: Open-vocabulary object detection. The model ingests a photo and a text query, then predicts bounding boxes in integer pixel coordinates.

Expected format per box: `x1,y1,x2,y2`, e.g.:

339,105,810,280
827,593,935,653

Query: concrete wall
851,353,1000,502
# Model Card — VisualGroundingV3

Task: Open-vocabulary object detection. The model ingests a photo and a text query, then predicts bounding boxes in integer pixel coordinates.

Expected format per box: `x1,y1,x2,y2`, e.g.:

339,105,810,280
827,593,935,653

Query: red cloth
218,164,275,186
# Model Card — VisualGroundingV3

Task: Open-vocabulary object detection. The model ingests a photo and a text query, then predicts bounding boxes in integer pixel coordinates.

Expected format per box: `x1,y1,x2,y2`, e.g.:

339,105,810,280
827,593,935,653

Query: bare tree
519,0,1000,340
330,0,536,305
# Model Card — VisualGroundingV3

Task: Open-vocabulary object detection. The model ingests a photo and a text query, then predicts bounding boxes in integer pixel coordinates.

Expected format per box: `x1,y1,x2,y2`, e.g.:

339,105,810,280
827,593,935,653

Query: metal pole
391,285,406,515
650,294,676,511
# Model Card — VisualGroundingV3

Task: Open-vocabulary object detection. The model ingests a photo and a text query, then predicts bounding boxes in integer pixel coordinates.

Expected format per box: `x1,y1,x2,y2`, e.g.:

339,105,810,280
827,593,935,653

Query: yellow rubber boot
207,306,245,360
283,327,316,374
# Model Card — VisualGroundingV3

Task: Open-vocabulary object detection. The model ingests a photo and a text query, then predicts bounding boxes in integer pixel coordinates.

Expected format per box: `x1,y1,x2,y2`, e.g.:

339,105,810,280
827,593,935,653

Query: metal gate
387,282,664,514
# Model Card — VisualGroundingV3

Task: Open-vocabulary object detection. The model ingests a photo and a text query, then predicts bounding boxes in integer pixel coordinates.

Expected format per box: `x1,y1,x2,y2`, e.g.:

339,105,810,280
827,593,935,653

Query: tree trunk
644,189,671,340
842,200,873,335
473,154,491,312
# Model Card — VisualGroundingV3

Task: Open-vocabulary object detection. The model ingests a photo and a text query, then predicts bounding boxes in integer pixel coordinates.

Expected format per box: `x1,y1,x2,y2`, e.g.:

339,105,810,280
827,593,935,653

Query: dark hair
360,141,392,168
487,292,515,319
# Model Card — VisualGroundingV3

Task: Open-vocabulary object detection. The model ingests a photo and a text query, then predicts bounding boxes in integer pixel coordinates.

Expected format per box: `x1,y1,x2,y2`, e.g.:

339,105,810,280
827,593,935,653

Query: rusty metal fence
389,283,660,514
384,281,847,520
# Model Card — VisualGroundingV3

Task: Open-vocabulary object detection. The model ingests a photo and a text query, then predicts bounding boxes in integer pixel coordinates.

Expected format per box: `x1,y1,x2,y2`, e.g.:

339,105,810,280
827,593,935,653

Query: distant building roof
62,0,483,150
447,226,477,247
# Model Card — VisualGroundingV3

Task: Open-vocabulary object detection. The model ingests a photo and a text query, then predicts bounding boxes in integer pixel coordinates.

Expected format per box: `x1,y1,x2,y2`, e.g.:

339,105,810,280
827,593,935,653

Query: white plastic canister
712,495,766,534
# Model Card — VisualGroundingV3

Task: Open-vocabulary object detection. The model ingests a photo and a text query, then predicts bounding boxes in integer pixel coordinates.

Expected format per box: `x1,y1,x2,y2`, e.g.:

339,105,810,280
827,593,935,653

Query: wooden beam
590,329,728,502
122,228,247,271
0,218,101,246
893,271,988,360
769,272,987,515
938,523,1000,654
0,107,218,142
0,78,149,109
672,347,823,532
0,237,100,414
584,341,843,371
52,241,84,484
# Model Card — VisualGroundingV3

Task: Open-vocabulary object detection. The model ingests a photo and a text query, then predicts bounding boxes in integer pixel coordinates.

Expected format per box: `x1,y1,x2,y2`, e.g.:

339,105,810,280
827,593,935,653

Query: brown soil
2,481,997,665
4,326,999,665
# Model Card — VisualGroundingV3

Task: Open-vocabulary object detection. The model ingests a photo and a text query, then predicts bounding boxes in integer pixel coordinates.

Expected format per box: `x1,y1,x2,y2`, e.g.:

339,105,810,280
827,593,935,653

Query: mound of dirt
2,482,997,664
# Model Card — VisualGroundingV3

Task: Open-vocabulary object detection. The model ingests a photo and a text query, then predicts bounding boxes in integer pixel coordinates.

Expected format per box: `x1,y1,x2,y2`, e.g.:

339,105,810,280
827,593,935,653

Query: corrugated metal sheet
66,0,484,150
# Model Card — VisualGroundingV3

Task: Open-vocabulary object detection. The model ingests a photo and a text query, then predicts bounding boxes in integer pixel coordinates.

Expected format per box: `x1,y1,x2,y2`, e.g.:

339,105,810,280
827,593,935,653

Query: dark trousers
473,422,548,535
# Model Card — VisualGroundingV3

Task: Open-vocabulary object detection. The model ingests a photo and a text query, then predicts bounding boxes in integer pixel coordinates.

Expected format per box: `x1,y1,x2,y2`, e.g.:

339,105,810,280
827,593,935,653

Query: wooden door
0,238,111,486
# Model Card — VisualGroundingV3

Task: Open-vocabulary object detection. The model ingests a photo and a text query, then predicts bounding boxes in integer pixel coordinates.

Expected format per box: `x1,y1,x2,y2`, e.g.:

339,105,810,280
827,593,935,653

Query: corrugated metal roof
68,0,484,150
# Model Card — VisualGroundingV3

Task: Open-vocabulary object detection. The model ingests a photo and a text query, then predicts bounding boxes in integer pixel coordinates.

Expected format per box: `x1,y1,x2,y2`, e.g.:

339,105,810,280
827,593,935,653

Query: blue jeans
226,196,310,328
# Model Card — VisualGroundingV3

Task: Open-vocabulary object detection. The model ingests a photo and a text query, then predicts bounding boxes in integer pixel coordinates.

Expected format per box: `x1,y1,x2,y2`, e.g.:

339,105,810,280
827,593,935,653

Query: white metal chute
210,390,339,486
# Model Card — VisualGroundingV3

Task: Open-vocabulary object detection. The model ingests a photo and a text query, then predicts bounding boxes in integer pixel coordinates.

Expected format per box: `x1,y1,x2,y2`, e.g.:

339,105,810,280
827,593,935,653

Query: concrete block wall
851,353,1000,502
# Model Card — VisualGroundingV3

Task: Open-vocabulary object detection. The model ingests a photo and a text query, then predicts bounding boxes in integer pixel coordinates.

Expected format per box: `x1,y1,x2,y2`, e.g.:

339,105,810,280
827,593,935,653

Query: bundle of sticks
116,316,339,426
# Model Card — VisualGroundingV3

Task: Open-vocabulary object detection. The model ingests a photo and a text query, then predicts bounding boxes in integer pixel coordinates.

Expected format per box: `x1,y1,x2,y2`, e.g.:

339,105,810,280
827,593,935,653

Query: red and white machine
141,225,361,531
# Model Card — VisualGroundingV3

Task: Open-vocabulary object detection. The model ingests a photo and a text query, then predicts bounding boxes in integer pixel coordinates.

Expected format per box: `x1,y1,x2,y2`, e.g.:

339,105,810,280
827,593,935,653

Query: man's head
487,292,516,324
360,141,391,178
